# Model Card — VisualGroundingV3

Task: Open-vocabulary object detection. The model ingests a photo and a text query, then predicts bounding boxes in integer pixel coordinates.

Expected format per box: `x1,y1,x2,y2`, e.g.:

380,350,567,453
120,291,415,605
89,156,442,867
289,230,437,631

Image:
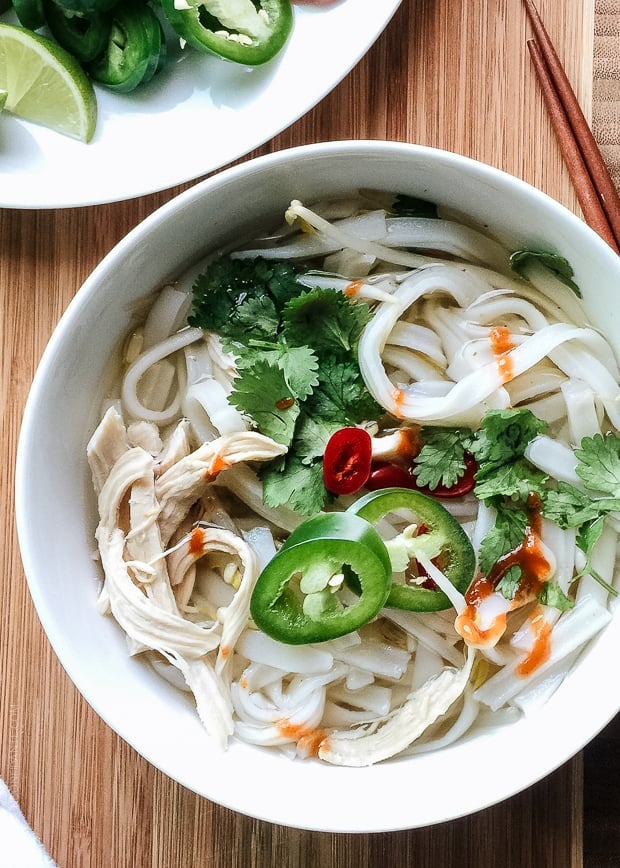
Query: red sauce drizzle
391,387,406,418
464,574,495,607
207,453,231,479
396,426,422,461
456,494,552,647
516,606,552,677
489,325,516,384
277,719,328,758
486,494,552,603
188,526,206,556
456,576,507,645
344,280,363,297
275,397,295,410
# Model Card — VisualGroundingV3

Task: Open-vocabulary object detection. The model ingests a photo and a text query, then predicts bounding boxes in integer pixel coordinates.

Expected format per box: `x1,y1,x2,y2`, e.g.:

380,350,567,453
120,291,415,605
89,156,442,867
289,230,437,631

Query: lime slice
0,23,97,142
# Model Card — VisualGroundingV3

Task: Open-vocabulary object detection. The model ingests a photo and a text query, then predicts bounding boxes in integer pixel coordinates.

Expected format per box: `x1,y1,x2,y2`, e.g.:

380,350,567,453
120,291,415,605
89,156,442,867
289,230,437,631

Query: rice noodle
122,326,203,424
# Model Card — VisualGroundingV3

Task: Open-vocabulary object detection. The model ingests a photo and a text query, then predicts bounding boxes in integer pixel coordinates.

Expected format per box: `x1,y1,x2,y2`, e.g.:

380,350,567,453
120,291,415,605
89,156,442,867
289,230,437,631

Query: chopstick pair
524,0,620,254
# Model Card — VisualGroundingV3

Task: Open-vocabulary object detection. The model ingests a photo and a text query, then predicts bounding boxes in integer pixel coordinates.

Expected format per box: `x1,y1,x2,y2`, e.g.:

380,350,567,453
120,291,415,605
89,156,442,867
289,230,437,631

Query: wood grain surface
1,1,616,866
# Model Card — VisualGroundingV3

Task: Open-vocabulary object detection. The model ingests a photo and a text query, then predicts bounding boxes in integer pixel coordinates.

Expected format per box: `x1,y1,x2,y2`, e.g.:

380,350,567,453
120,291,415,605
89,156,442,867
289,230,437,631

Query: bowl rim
15,140,620,832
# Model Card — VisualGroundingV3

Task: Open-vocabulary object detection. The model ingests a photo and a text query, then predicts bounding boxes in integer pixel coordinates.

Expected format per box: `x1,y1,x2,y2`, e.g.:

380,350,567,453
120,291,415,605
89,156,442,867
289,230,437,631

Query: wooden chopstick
527,40,620,253
524,0,620,253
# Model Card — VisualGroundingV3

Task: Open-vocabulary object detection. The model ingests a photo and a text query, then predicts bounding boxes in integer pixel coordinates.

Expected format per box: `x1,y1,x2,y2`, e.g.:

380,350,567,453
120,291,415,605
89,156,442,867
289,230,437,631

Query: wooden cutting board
0,1,606,865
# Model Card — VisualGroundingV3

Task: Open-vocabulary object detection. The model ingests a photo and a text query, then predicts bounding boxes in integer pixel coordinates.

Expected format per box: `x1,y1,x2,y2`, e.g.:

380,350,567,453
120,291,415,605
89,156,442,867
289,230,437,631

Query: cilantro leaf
225,339,276,368
392,194,438,219
496,565,522,600
576,514,606,559
228,359,300,447
188,270,231,331
412,427,473,489
256,414,340,514
257,260,307,309
188,256,302,330
478,504,528,575
575,433,620,495
260,454,328,516
225,295,280,342
282,289,372,358
537,581,575,611
269,345,319,401
471,409,547,480
541,481,604,528
573,516,618,597
474,458,548,502
293,414,342,465
509,250,582,298
307,356,382,425
231,344,319,400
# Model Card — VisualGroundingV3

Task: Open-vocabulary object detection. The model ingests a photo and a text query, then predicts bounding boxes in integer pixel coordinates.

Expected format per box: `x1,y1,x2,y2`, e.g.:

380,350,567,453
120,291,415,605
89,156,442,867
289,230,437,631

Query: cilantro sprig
540,436,620,529
469,408,548,479
575,433,620,494
477,502,528,576
410,408,620,606
189,255,381,515
411,408,548,498
282,289,372,356
411,427,473,490
188,257,302,334
509,249,582,297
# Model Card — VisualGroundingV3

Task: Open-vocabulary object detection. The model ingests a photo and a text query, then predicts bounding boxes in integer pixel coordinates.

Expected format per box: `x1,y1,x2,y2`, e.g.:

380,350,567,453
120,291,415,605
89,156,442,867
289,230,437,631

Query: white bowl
15,141,620,832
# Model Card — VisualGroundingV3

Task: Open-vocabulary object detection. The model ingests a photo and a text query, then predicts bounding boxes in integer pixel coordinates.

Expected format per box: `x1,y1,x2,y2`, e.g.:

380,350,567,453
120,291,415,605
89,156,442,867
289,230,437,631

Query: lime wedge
0,89,7,110
0,23,97,142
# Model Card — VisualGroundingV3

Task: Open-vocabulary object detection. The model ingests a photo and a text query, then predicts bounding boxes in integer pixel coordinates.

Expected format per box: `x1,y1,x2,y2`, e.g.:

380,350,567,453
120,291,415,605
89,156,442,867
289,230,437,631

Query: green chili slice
13,0,46,30
48,0,118,15
348,487,476,612
250,512,392,645
160,0,293,66
44,0,113,63
86,2,165,93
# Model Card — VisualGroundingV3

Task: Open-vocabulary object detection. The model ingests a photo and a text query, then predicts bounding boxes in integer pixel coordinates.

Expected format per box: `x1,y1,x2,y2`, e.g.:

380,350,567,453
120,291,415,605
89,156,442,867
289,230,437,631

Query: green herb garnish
510,249,582,297
189,255,381,515
412,427,473,490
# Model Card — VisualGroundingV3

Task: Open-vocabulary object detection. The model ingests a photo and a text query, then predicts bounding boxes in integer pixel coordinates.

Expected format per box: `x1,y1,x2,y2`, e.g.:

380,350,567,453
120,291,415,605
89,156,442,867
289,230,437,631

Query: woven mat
594,0,620,190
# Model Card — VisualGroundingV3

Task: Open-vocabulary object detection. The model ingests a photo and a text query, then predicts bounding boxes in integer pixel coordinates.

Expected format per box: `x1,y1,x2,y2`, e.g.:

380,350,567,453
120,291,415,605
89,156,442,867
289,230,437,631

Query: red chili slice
365,463,413,491
323,427,373,495
401,525,440,590
366,452,478,498
416,560,440,591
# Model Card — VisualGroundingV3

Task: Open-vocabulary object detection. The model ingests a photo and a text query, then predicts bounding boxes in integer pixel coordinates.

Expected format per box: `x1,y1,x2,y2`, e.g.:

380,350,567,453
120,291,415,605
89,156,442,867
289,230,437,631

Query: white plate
0,1,401,208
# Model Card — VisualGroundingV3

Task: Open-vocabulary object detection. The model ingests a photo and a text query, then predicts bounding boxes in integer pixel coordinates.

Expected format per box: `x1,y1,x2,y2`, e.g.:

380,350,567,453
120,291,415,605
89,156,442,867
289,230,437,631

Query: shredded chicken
86,402,285,749
155,419,192,476
318,649,474,766
86,406,129,495
155,432,287,545
165,524,260,678
127,420,163,455
94,445,235,747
